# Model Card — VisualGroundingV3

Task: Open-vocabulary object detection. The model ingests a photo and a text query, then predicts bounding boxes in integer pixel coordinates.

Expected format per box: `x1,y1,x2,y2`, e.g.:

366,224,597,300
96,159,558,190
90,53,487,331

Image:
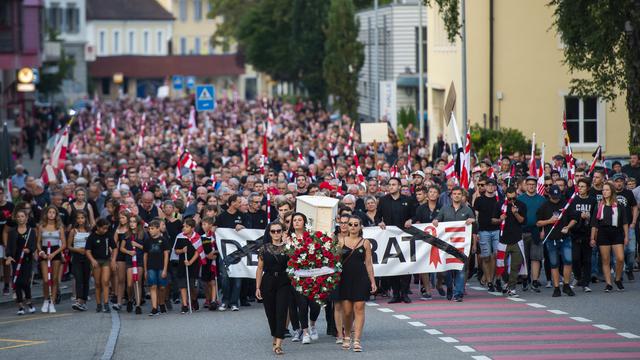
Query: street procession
1,0,640,359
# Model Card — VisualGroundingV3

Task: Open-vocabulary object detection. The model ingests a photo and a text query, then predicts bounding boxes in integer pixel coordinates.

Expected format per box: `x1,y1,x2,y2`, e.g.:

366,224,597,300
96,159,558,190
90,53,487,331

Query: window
180,37,186,55
415,26,427,73
65,3,79,33
98,30,106,55
157,31,163,54
194,0,202,20
565,96,599,145
143,31,149,54
128,30,135,54
48,3,63,32
179,0,187,21
194,37,200,54
113,30,120,54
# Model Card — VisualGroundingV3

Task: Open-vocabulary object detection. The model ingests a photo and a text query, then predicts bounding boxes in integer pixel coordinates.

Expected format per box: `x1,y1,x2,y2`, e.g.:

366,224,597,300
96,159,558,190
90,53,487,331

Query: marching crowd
1,96,639,355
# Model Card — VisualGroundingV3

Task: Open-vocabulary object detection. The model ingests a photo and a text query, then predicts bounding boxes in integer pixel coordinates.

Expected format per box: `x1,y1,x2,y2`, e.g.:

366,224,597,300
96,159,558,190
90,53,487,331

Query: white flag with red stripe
353,152,367,190
495,240,527,278
344,122,355,156
110,116,117,138
459,130,471,189
444,159,457,181
188,106,198,134
51,128,69,170
95,112,104,142
186,231,207,264
537,142,546,195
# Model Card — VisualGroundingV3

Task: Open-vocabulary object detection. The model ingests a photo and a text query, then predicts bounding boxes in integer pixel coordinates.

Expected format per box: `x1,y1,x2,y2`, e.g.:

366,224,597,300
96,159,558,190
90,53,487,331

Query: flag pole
185,262,193,314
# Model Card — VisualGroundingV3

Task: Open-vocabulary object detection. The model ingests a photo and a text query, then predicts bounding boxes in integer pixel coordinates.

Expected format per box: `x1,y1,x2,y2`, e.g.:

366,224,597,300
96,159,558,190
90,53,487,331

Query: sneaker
160,304,167,314
531,280,541,293
446,287,453,301
420,293,432,300
487,282,495,292
507,289,519,297
209,302,218,311
135,306,142,315
583,286,592,293
17,308,25,315
570,278,578,287
302,333,311,344
402,294,412,303
310,326,319,340
552,287,561,297
546,281,552,288
615,280,625,291
436,287,446,297
604,284,613,292
292,330,302,342
591,276,599,284
496,280,504,293
103,305,111,313
627,271,635,282
72,302,81,311
112,304,121,311
48,302,56,313
96,303,103,312
41,300,50,313
231,305,239,311
192,300,200,312
126,301,133,313
521,281,529,292
387,296,401,304
218,304,227,311
27,304,36,313
181,306,188,314
203,300,210,308
149,308,159,316
3,285,9,296
453,296,463,302
562,284,575,296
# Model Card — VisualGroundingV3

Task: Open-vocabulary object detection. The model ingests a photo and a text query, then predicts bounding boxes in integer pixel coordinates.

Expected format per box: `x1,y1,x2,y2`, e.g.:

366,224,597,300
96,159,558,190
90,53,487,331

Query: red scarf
596,201,618,226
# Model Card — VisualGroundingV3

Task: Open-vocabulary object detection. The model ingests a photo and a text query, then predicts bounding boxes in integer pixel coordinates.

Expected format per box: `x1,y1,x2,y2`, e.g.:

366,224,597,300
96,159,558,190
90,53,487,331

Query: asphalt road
1,277,639,360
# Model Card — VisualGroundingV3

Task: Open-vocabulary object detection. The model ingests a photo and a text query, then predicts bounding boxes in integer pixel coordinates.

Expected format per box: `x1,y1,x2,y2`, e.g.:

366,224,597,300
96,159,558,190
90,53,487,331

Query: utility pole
374,0,379,121
461,0,468,136
418,1,424,139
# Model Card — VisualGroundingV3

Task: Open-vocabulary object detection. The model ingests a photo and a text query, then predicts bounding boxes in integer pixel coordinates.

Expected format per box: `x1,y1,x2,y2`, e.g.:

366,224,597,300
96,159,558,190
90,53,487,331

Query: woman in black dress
5,209,37,315
256,221,290,355
338,215,376,352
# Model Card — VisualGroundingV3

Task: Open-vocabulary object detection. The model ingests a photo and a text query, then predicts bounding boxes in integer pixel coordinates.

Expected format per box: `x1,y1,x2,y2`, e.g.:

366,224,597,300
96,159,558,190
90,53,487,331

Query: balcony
42,41,61,62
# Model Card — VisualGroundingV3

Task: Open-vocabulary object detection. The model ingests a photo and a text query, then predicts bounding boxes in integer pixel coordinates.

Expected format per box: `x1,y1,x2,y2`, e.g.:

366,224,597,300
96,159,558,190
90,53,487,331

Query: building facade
426,1,629,158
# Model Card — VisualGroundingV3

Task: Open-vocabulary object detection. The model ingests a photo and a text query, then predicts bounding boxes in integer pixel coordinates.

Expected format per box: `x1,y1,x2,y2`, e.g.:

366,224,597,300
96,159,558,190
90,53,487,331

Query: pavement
0,273,639,360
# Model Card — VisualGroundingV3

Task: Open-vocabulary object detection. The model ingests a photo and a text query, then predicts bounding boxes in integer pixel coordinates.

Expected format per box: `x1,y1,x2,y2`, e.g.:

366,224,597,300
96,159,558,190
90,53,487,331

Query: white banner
379,80,397,131
216,221,471,279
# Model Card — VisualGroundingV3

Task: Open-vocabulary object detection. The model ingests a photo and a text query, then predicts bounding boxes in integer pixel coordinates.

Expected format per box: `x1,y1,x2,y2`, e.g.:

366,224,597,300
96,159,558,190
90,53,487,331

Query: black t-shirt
615,189,637,224
497,199,527,245
144,235,169,270
536,199,572,240
216,210,247,228
570,195,598,235
245,210,268,229
165,218,183,250
589,187,603,202
0,201,15,234
622,164,640,184
375,194,416,228
85,232,117,260
474,195,500,231
413,203,441,223
590,204,628,228
175,233,200,276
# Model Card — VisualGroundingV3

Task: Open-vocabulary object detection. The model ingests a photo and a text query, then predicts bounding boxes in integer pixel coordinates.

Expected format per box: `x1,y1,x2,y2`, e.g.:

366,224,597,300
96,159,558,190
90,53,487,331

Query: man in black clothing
216,195,247,231
622,154,640,184
245,193,268,229
376,177,416,303
612,173,638,281
570,178,597,291
474,179,501,292
492,186,526,296
138,191,159,224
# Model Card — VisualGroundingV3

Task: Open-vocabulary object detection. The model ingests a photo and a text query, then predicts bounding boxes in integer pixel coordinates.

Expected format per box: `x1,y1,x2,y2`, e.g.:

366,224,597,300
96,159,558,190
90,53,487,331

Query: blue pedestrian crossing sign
186,76,196,90
172,75,183,90
195,85,215,111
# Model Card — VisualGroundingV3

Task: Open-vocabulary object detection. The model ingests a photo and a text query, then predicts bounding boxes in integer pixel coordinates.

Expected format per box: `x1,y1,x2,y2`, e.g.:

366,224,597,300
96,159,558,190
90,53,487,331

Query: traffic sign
32,68,40,84
186,76,195,90
172,75,183,90
195,85,215,111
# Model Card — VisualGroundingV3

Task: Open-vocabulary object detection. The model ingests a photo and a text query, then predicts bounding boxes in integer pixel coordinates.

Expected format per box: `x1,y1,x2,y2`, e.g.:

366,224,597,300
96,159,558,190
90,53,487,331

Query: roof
87,0,174,21
88,55,245,78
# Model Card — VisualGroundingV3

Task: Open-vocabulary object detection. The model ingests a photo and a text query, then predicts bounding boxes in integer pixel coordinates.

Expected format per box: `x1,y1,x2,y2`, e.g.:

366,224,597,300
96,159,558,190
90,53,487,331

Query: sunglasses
348,223,360,227
270,229,283,234
478,183,486,187
507,197,516,201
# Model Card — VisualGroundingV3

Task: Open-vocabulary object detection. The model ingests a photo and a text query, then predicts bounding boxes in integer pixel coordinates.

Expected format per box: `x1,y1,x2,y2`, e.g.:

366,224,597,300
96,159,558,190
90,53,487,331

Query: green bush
470,124,531,161
397,107,416,129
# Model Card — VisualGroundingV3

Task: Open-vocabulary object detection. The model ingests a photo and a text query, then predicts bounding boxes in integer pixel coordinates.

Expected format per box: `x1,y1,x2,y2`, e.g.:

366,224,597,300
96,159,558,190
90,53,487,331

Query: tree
207,0,260,52
38,30,75,96
549,0,640,153
422,0,460,42
323,0,364,120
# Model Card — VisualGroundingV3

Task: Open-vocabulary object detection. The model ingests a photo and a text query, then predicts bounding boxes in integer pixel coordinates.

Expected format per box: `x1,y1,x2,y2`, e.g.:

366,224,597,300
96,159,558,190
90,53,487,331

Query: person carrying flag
174,218,202,314
85,218,117,313
5,209,36,315
121,215,146,314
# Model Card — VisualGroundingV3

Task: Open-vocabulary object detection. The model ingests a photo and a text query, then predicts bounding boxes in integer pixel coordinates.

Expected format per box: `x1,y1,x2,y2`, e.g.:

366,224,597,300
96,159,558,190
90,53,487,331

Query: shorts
524,232,543,261
479,230,500,257
596,226,624,246
147,269,168,287
201,263,217,282
39,246,63,262
97,259,111,267
545,238,572,269
177,276,197,289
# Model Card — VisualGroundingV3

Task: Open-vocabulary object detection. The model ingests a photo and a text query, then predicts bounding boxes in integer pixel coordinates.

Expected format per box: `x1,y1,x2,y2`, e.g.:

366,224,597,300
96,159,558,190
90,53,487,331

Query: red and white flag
297,148,306,166
459,130,471,189
496,241,527,278
444,159,457,180
242,133,249,168
46,241,53,297
266,109,275,139
186,231,207,265
353,152,366,190
110,116,117,138
51,128,69,170
588,145,603,176
136,125,145,152
95,112,103,142
529,133,537,177
132,243,139,282
266,190,271,223
537,143,546,195
11,231,29,289
344,122,355,156
406,144,412,172
178,150,198,171
188,106,198,134
413,222,471,272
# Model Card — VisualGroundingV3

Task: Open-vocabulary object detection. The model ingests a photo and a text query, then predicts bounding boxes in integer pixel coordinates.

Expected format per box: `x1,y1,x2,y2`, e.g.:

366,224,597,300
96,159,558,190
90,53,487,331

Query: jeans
624,228,637,272
545,237,572,269
445,267,466,298
220,266,241,307
478,230,500,258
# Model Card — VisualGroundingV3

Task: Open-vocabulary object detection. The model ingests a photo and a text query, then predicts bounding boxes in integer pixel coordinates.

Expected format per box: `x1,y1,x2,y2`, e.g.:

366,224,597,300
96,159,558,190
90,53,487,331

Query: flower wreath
286,231,342,304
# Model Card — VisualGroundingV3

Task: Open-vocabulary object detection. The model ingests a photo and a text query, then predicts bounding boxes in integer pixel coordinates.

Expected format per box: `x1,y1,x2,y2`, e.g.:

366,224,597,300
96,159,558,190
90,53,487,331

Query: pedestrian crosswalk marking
507,297,526,302
424,329,443,335
526,303,546,308
469,286,485,291
570,316,591,322
471,356,493,360
454,345,475,353
365,302,379,307
618,332,640,339
377,308,394,313
547,309,568,315
198,88,212,100
439,337,459,343
593,324,616,330
408,321,426,327
393,314,410,320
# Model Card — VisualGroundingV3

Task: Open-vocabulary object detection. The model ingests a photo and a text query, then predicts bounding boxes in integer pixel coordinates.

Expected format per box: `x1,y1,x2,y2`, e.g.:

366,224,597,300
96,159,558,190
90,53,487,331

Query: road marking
526,303,546,308
393,314,410,320
0,339,46,351
547,309,568,315
506,297,526,302
0,313,71,325
408,321,426,327
488,292,503,296
424,329,443,335
470,286,485,291
454,345,475,352
100,308,120,360
471,356,492,360
377,308,394,313
439,337,459,343
618,332,640,339
570,316,592,322
365,302,379,307
594,324,616,330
